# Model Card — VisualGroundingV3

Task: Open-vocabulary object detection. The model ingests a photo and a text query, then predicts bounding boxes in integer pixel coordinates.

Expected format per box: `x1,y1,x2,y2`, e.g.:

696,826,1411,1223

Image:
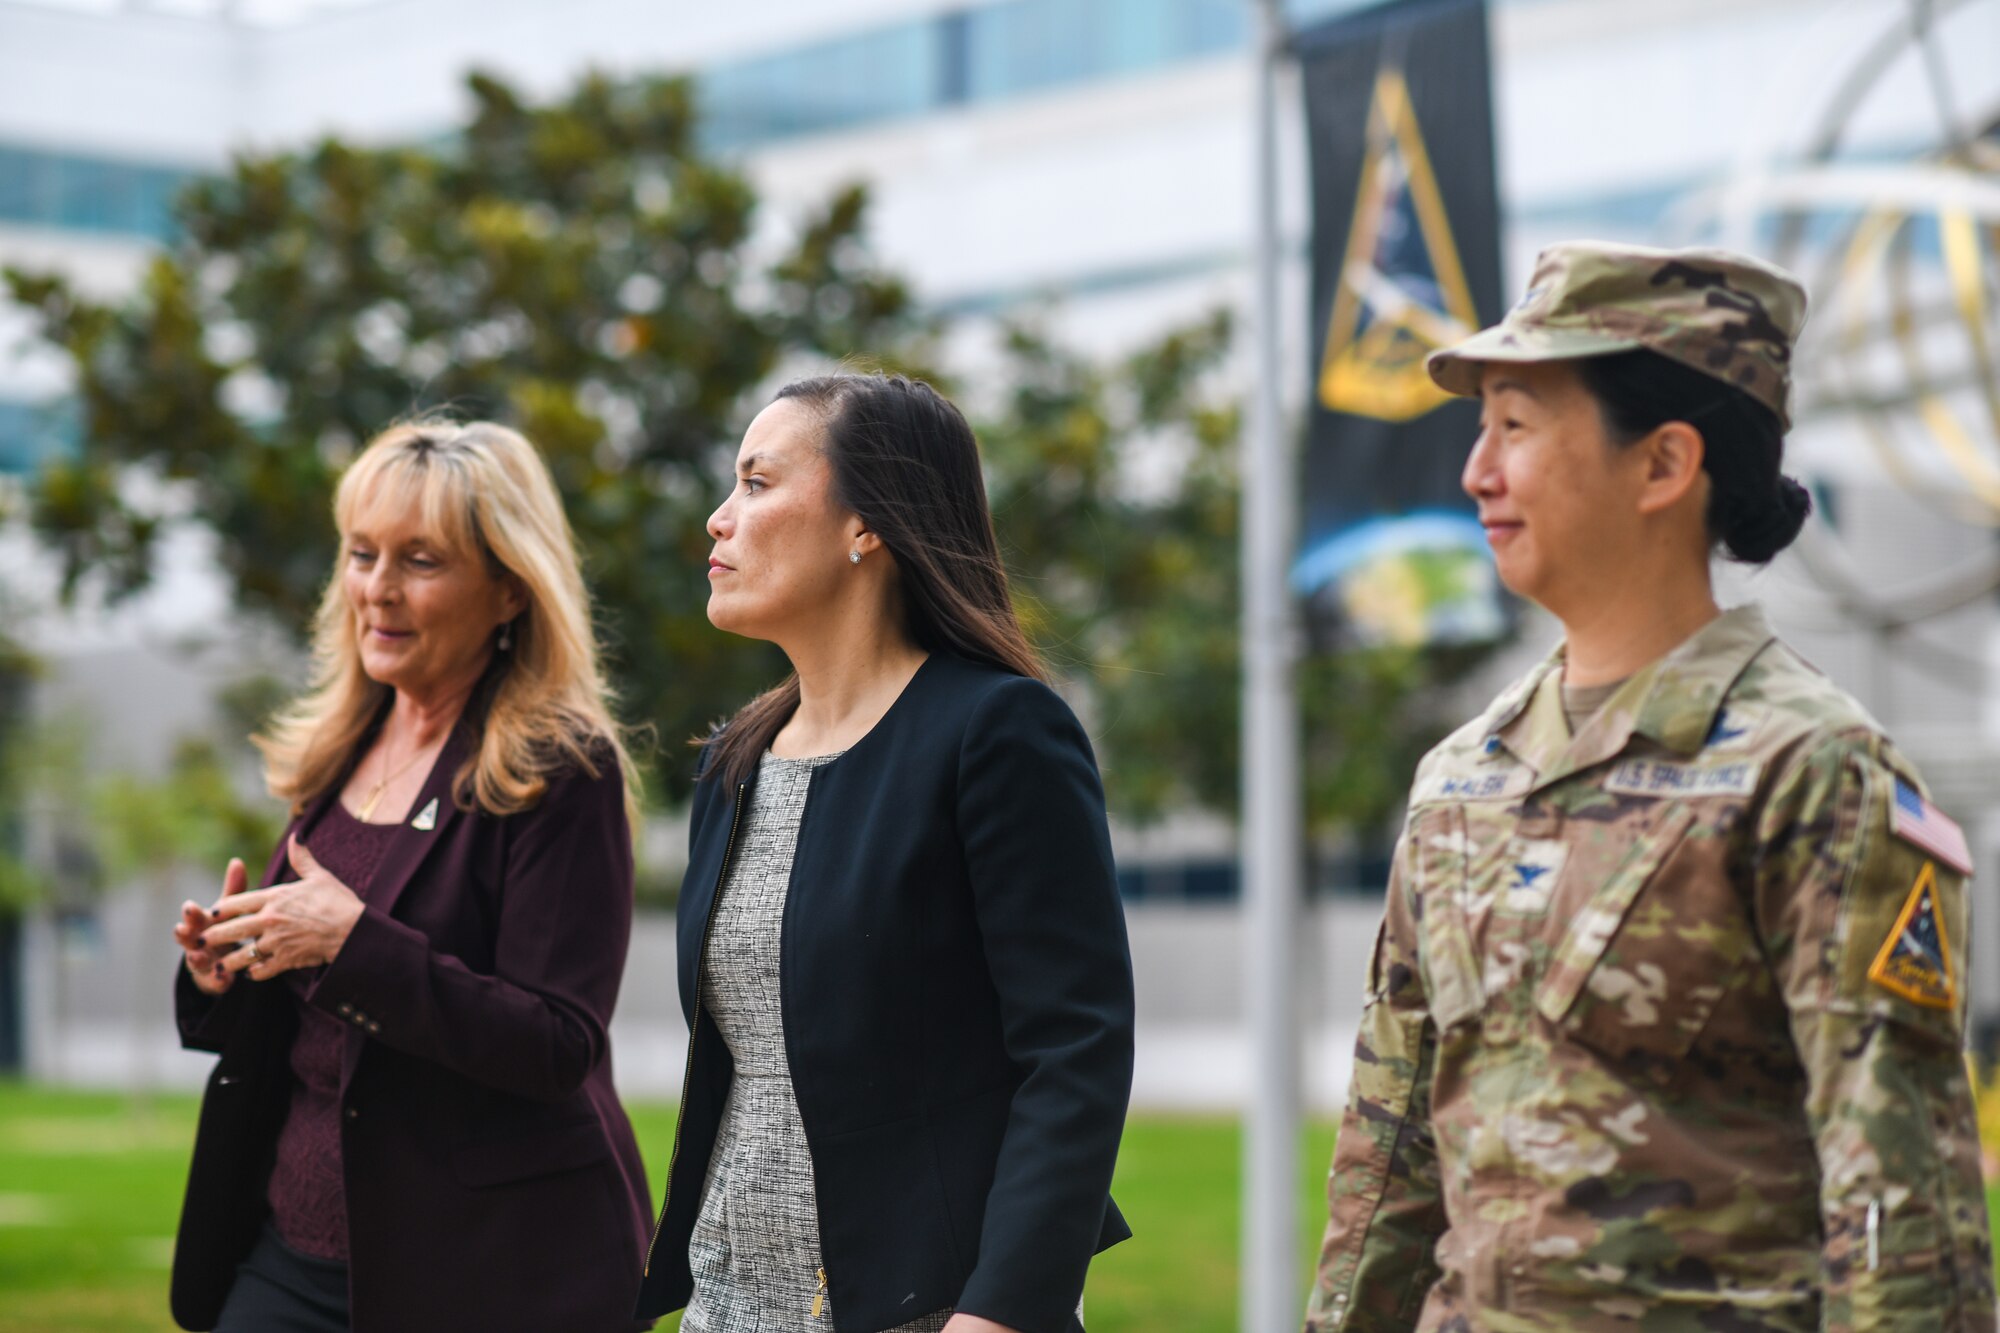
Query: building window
964,0,1244,102
698,20,941,151
0,400,76,476
0,144,193,241
697,0,1255,152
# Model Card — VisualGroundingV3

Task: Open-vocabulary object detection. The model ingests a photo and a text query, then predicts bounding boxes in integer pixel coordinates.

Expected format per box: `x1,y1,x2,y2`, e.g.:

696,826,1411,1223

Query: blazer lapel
676,771,755,1015
329,718,476,1089
284,701,392,882
353,717,475,924
270,786,343,888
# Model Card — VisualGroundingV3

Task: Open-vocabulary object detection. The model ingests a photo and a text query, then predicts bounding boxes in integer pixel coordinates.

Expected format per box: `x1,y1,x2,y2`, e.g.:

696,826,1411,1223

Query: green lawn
0,1083,1334,1332
0,1082,1992,1332
0,1085,202,1332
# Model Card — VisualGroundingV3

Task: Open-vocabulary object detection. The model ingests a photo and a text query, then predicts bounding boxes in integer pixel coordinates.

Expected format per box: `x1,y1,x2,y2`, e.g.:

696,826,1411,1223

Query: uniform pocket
1408,806,1485,1032
1535,806,1758,1079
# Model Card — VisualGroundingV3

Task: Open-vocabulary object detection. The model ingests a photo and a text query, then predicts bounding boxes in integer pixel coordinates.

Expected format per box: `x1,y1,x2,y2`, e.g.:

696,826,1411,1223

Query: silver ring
243,939,263,963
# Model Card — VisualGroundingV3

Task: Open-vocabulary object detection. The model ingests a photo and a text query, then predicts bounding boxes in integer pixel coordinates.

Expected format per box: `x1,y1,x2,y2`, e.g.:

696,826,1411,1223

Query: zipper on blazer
812,1266,829,1319
644,779,749,1278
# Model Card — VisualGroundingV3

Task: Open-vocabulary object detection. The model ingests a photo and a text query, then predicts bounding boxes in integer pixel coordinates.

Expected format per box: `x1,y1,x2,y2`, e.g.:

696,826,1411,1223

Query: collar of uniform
1490,603,1776,786
1479,640,1565,741
1626,603,1776,754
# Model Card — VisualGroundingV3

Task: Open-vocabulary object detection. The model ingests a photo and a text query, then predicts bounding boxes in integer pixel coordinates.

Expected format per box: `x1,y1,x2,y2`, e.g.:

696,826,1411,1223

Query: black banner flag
1292,0,1507,647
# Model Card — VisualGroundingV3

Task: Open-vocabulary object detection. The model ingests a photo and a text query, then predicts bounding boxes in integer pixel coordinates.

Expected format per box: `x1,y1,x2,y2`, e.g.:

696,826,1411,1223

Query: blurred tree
90,737,283,1099
92,738,285,901
977,311,1485,839
4,70,928,801
975,310,1240,823
0,628,46,915
0,648,55,1075
3,66,1482,840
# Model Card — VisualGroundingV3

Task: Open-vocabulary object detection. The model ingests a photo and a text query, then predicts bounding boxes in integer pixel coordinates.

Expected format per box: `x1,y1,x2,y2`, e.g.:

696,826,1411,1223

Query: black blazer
171,715,651,1333
634,653,1136,1333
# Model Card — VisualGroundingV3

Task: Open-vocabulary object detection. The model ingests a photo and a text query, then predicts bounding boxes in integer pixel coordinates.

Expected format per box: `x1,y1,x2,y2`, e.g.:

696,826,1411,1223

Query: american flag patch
1891,779,1973,875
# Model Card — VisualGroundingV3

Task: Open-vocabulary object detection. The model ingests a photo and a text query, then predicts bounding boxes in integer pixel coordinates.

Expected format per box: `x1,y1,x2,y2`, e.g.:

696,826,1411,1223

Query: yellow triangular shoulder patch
1867,860,1956,1010
1317,67,1482,423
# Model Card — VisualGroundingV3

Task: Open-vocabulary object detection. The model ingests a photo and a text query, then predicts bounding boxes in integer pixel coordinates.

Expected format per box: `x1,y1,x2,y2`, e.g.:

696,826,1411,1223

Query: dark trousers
211,1224,349,1333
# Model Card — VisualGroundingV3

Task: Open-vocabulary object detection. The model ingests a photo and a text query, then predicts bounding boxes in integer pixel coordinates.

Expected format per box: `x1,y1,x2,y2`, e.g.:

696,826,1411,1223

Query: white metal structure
1242,4,1303,1326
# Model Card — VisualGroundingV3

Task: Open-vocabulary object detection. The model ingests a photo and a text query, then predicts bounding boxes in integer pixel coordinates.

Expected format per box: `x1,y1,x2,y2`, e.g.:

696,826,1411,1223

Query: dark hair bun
1575,351,1809,567
1721,473,1811,564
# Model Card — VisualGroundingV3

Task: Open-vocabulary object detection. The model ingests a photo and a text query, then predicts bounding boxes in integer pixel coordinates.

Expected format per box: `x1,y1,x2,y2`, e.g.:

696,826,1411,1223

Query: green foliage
973,309,1242,822
0,633,48,914
90,739,283,889
4,70,929,803
0,539,285,913
3,64,1478,836
976,310,1487,835
211,673,292,750
0,679,283,916
1300,643,1492,845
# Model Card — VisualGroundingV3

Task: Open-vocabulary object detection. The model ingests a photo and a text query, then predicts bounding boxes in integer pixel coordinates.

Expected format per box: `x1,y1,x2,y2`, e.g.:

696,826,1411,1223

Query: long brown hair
703,374,1045,786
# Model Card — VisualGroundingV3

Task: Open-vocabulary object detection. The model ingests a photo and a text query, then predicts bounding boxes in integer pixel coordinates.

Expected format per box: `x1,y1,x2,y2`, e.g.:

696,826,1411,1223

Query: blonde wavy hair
256,419,640,821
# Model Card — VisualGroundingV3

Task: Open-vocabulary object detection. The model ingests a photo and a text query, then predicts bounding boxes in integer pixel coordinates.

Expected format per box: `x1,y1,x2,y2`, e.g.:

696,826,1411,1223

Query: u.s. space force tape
1603,757,1761,799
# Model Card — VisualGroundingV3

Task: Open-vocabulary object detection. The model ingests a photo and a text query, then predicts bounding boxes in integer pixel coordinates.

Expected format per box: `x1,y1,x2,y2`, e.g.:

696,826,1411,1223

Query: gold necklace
357,736,433,821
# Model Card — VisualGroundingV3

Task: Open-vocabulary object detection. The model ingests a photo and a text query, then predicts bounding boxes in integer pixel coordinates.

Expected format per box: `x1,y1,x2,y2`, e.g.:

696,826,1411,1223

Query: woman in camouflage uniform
1305,240,1994,1332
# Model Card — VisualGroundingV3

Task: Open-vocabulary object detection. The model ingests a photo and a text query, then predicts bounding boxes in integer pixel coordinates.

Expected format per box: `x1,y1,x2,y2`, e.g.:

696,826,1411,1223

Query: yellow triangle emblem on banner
1318,68,1482,423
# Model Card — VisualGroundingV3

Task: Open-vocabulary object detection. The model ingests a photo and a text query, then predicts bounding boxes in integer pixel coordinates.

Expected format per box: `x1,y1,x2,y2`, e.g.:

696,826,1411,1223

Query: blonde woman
167,422,650,1333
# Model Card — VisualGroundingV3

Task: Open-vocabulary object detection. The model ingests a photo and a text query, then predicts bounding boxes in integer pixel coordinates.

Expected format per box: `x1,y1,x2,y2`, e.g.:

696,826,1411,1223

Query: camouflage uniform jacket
1305,605,1995,1332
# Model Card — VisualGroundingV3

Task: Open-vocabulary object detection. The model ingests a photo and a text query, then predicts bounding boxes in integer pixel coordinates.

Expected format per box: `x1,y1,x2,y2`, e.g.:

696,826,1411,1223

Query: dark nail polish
213,964,226,977
195,936,206,949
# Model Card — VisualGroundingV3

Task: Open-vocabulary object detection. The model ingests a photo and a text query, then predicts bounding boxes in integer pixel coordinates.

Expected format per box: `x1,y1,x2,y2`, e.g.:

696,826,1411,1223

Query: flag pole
1243,0,1303,1329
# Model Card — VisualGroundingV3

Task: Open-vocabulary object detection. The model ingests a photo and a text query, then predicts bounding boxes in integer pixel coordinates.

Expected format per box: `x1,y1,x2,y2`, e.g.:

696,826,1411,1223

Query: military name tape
1412,767,1534,804
1604,758,1761,799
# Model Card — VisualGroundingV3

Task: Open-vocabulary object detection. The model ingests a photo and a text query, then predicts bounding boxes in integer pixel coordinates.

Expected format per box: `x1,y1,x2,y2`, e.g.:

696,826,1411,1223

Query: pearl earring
848,550,862,565
498,621,514,651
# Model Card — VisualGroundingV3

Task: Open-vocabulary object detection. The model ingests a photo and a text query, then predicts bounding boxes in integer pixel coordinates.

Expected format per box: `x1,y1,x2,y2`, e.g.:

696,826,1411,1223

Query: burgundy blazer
169,713,651,1333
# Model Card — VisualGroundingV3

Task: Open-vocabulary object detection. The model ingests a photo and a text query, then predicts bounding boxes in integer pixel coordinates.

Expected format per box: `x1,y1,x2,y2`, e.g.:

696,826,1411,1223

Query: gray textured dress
681,751,954,1333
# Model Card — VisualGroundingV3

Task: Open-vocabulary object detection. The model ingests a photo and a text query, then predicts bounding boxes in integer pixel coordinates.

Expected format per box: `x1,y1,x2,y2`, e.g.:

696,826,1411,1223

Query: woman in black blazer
635,374,1135,1333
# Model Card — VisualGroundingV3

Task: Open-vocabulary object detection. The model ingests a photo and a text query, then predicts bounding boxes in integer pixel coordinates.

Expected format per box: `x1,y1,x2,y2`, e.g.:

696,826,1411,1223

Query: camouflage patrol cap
1427,240,1809,429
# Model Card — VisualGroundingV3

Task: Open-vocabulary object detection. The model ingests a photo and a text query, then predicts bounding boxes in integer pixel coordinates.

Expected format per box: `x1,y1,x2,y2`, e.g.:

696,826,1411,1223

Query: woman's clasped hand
172,856,249,996
178,838,365,987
